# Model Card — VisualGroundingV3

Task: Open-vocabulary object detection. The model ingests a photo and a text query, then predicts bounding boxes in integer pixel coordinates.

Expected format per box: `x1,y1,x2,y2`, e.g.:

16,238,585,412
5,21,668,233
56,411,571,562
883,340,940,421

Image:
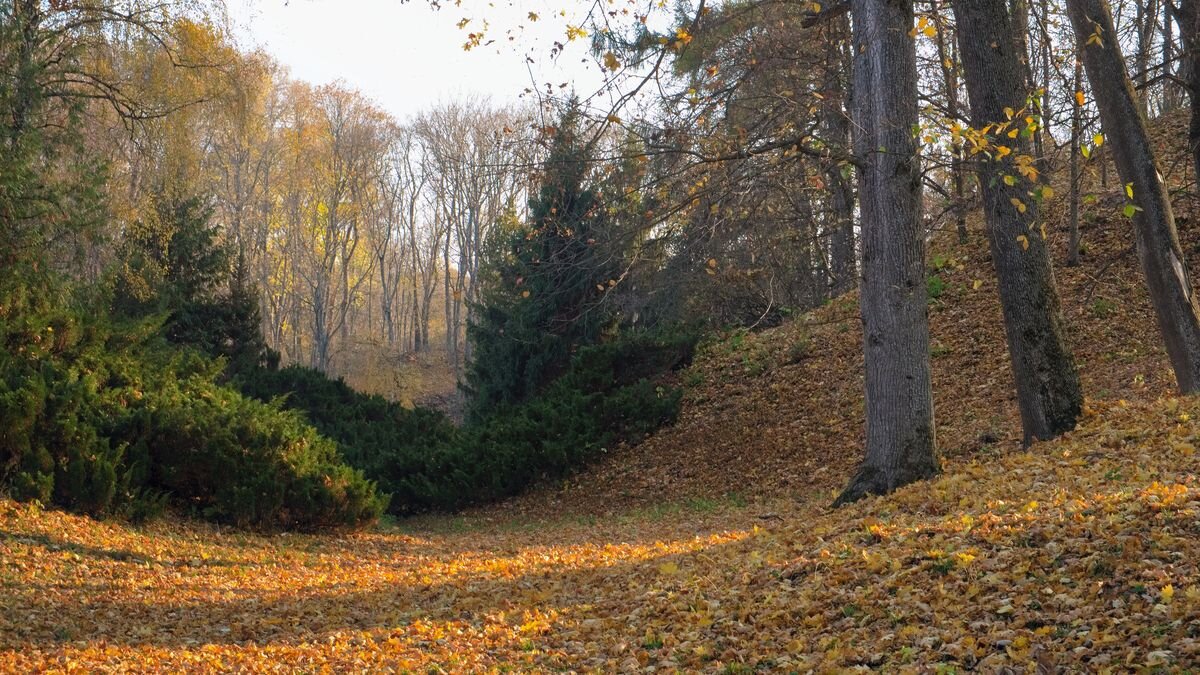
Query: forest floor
6,116,1200,672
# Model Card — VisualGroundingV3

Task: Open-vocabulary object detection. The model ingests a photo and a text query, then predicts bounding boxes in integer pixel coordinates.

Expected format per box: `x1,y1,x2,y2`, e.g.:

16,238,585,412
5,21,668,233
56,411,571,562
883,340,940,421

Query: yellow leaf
1011,198,1027,214
1041,186,1055,199
1093,133,1104,148
658,561,680,576
972,279,983,290
603,51,621,71
1075,90,1086,106
1162,584,1176,602
923,25,937,38
1016,234,1030,250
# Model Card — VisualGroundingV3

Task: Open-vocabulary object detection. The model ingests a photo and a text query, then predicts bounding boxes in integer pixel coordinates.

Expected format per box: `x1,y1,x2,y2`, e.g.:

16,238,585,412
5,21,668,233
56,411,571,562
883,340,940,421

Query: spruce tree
463,107,616,422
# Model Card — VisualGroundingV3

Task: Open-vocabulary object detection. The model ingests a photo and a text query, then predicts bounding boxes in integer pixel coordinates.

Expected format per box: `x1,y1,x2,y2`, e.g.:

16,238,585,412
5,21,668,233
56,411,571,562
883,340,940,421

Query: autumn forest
4,0,1200,670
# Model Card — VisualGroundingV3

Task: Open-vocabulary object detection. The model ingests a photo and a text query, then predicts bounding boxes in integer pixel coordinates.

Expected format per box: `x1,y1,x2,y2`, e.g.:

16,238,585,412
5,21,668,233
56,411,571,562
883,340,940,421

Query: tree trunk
835,0,939,506
1164,3,1183,112
823,21,857,296
932,3,969,242
954,0,1083,445
1135,0,1160,116
9,0,41,148
1067,0,1200,392
1182,0,1200,192
1068,56,1083,267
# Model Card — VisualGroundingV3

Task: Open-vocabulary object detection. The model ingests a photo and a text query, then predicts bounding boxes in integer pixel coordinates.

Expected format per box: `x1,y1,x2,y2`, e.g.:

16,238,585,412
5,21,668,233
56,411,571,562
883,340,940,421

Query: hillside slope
6,115,1200,675
3,394,1200,671
494,111,1198,517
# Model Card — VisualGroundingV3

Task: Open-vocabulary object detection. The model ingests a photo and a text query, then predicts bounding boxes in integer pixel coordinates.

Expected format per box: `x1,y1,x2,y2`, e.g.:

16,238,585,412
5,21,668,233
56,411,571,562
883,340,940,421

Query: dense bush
236,364,457,504
0,300,386,530
239,330,692,513
432,331,694,508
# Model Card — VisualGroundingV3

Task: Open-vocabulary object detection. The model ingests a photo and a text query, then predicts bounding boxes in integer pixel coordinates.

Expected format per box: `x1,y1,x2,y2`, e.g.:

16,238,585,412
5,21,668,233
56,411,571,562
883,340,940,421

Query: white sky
224,0,609,121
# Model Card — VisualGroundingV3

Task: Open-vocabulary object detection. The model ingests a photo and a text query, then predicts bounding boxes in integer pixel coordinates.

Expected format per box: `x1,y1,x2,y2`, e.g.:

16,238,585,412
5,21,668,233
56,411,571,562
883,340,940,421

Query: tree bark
835,0,939,506
1177,0,1200,193
954,0,1083,446
1068,56,1083,267
1067,0,1200,392
932,1,969,243
823,16,857,296
1135,0,1160,116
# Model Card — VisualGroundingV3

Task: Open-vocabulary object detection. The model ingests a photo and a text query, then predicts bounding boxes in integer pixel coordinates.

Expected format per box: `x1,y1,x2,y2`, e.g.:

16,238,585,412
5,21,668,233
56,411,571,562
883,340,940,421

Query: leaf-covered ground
3,396,1200,671
7,103,1200,675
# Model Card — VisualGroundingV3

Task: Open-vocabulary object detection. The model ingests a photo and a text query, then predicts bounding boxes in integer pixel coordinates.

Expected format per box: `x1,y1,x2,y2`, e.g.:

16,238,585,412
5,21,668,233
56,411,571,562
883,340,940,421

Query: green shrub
237,331,693,514
0,303,385,530
235,364,457,508
131,380,385,529
395,331,693,511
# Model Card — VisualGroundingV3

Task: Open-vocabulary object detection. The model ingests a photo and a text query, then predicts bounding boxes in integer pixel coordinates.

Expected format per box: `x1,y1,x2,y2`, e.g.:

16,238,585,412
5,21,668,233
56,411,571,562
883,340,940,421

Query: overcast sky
223,0,607,121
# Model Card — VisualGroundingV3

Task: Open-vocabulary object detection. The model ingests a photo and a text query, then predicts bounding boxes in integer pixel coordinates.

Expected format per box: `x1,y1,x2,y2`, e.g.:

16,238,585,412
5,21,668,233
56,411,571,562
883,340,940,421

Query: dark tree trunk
932,2,969,242
1068,0,1200,392
954,0,1083,446
823,18,857,297
1182,0,1200,192
1068,56,1083,267
835,0,938,506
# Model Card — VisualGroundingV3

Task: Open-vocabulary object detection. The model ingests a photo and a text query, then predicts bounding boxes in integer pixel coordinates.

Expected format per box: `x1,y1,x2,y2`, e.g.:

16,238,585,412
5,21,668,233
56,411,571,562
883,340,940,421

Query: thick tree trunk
954,0,1083,445
1067,0,1200,392
835,0,938,506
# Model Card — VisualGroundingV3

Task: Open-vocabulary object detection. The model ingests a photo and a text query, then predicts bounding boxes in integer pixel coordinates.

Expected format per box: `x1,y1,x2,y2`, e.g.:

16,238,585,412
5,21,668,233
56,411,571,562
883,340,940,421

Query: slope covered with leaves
7,106,1200,675
3,394,1200,671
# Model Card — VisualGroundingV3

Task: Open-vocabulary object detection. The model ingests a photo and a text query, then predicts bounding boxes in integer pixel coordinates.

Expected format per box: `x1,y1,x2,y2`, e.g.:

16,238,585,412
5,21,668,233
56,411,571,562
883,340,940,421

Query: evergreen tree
114,194,275,372
463,106,617,422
